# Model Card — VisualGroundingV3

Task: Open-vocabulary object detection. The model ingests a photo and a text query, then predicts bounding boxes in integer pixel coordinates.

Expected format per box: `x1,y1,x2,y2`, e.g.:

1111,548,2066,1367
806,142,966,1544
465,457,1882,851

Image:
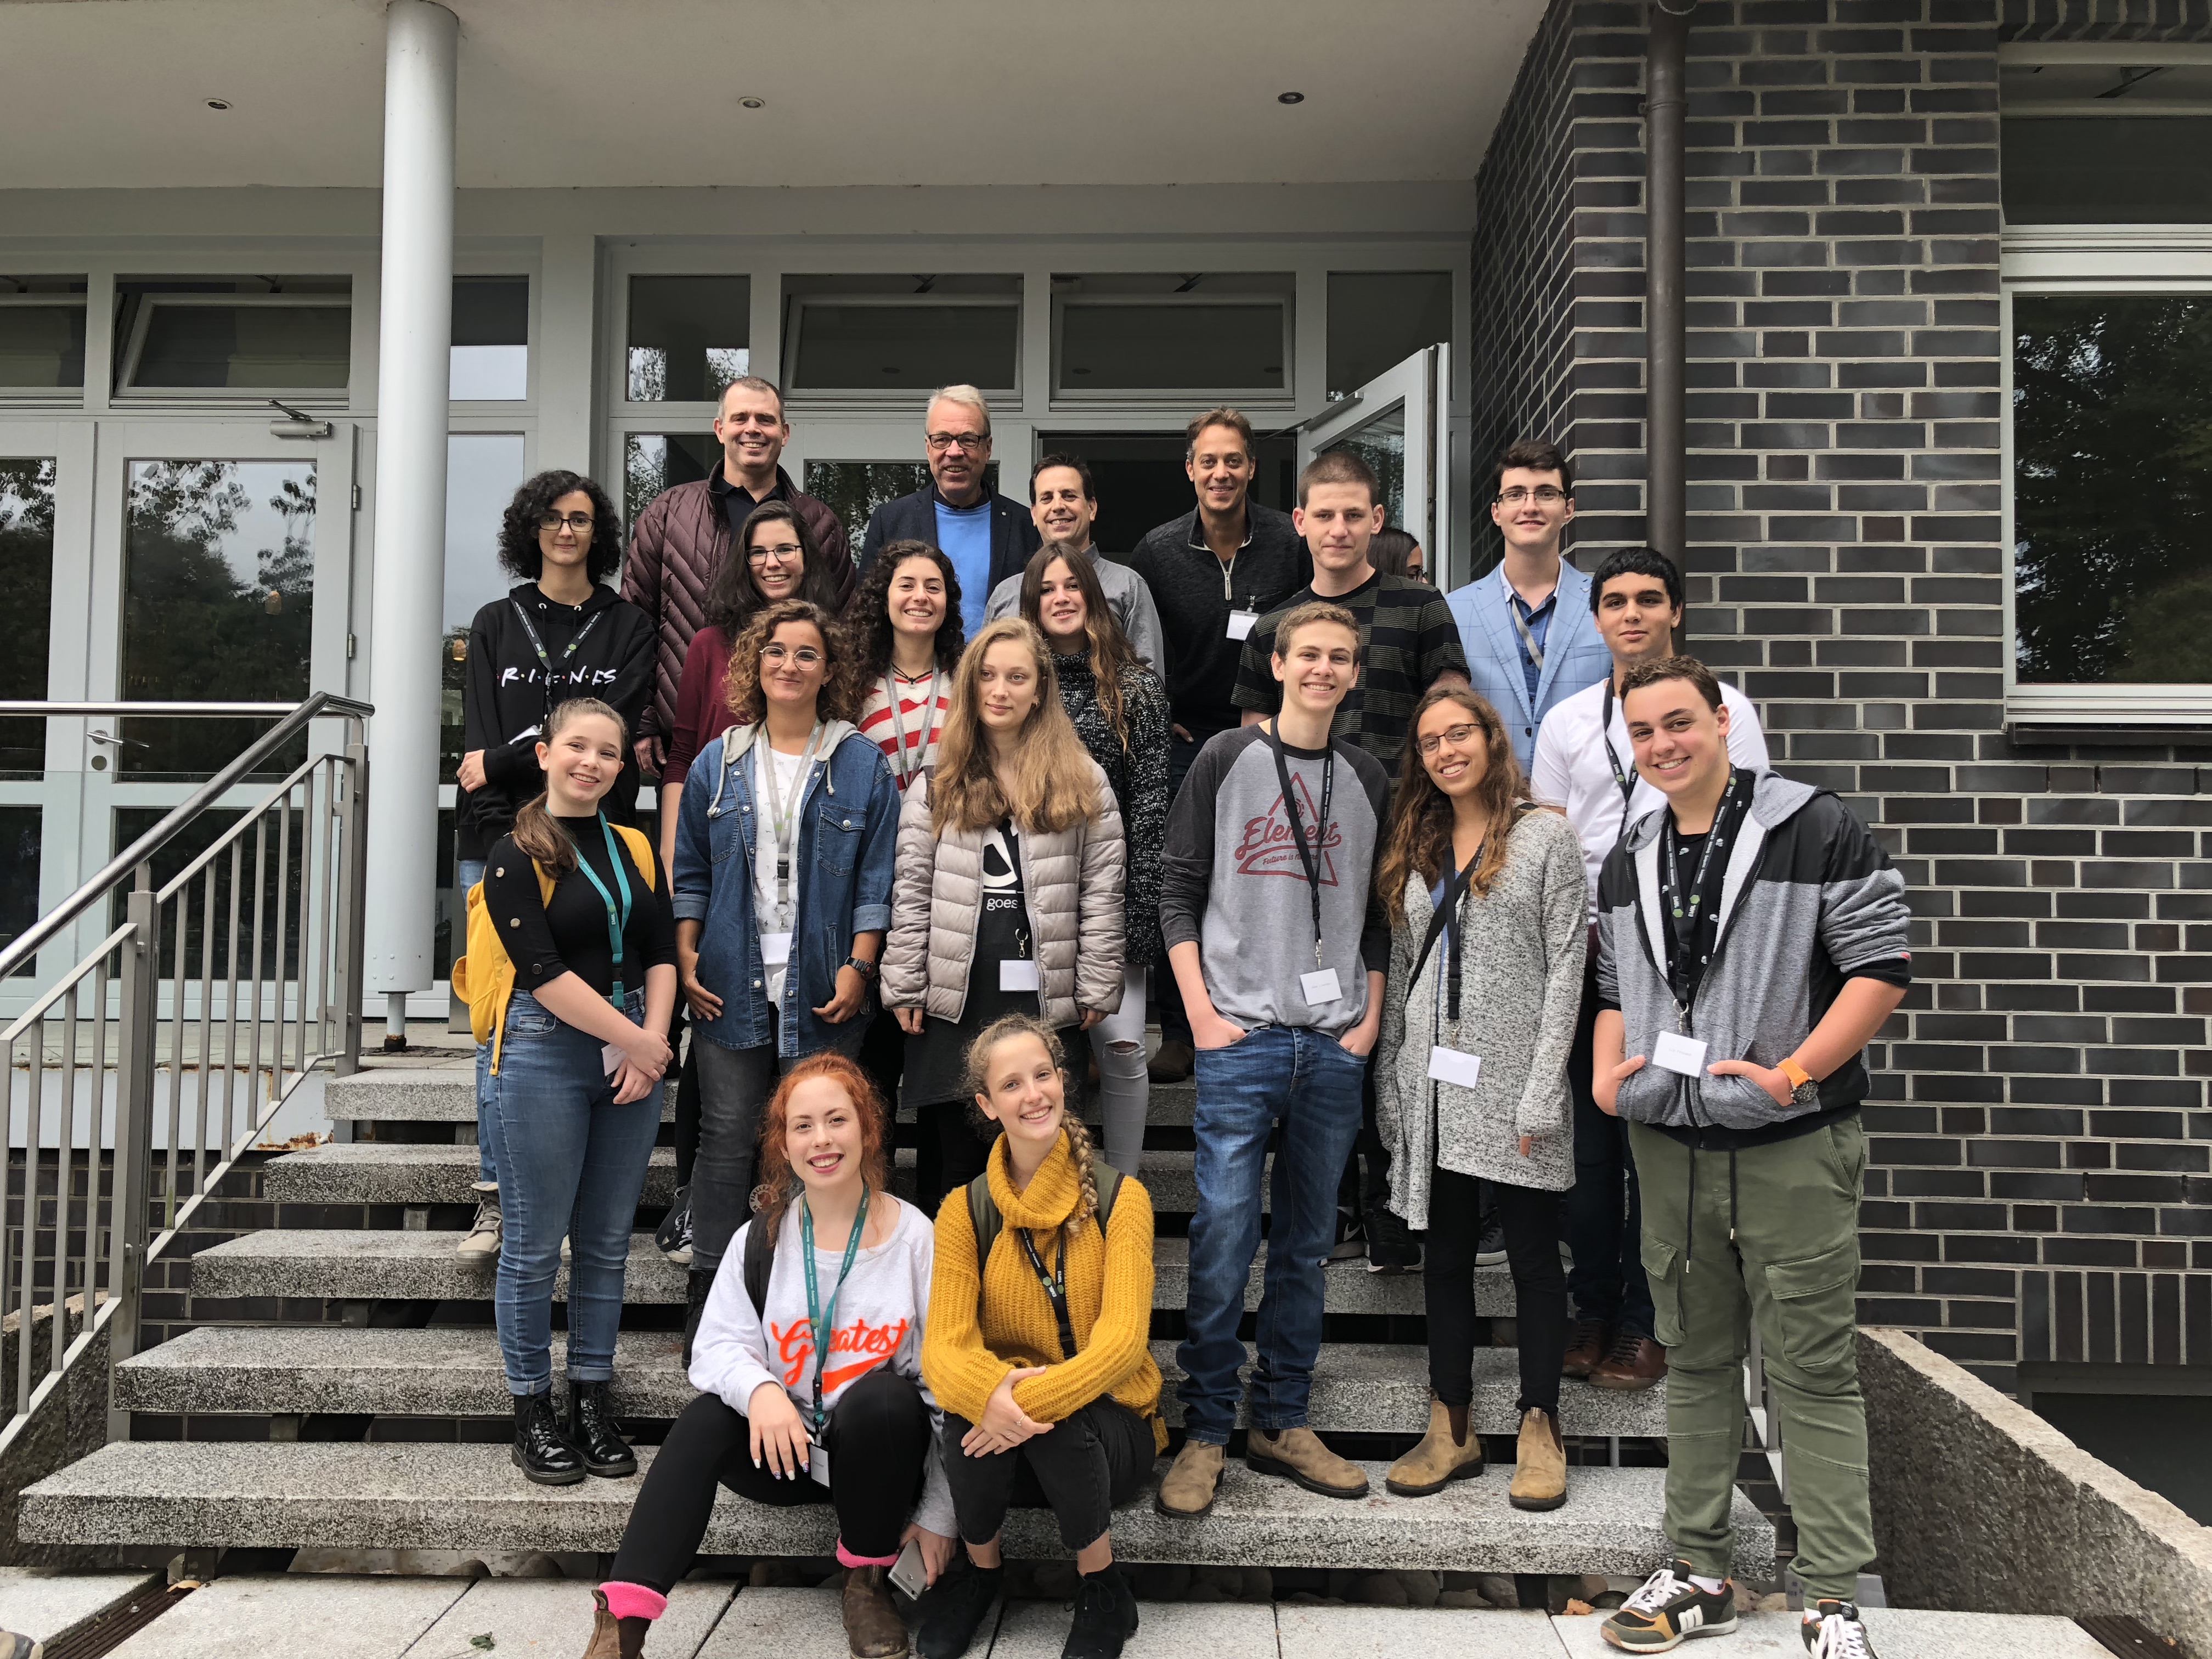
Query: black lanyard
1599,682,1637,816
1266,726,1335,970
1015,1227,1079,1361
568,814,634,1007
1410,843,1483,1026
1660,770,1741,967
509,595,608,713
799,1187,870,1430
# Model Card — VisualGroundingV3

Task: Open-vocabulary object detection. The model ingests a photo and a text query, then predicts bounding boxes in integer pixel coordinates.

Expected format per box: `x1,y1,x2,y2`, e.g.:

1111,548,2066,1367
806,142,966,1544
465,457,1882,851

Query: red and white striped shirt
857,669,951,792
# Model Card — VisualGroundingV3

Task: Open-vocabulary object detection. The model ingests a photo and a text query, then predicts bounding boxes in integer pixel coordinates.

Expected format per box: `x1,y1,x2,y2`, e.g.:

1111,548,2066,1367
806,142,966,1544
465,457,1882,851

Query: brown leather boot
1385,1396,1485,1497
1509,1406,1568,1512
580,1589,648,1659
1154,1438,1226,1516
1245,1425,1369,1498
1563,1318,1608,1378
842,1565,909,1659
1589,1330,1667,1391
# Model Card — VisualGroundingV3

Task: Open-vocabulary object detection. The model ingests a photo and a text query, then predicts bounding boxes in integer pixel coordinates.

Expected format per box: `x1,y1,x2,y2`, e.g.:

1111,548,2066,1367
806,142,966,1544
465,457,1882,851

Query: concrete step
116,1327,1665,1436
190,1229,1498,1316
21,1441,1773,1577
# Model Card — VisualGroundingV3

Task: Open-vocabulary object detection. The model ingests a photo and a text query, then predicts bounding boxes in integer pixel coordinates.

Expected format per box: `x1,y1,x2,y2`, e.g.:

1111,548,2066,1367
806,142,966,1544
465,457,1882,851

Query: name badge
760,931,793,967
1300,967,1342,1006
809,1443,831,1487
1000,958,1041,991
601,1042,624,1079
1226,609,1260,641
1427,1047,1482,1088
1653,1030,1710,1077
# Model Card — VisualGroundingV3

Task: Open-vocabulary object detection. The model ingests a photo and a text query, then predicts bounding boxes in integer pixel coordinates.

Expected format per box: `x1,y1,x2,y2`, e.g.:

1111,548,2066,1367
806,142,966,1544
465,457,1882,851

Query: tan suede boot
1385,1397,1485,1497
1154,1439,1226,1516
842,1565,909,1658
580,1589,647,1659
1509,1405,1568,1511
1245,1425,1369,1498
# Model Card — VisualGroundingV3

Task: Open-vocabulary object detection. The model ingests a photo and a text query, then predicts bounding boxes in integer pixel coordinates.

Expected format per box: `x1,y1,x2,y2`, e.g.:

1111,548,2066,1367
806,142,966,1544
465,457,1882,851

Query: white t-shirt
753,741,809,1006
1530,675,1771,916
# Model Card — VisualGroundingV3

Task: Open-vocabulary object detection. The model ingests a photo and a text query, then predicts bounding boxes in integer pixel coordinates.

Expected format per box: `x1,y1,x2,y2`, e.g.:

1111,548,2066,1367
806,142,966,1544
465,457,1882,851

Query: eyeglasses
747,543,804,565
925,431,990,453
1496,486,1567,506
1416,723,1482,757
759,644,824,666
539,512,595,532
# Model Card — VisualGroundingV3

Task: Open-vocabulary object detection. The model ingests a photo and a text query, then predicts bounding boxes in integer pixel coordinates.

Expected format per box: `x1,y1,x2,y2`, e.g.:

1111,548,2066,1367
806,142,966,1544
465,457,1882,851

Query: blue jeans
490,988,664,1395
457,858,495,1187
1176,1024,1368,1443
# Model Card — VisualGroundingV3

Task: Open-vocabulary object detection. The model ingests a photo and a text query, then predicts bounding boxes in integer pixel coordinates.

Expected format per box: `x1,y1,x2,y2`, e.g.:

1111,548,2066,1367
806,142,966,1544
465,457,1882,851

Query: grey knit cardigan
1376,806,1590,1223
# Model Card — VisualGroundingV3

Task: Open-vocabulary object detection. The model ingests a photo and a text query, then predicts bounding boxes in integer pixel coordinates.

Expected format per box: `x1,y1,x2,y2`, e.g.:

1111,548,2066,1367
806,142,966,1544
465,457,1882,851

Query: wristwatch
844,955,879,981
1779,1056,1819,1105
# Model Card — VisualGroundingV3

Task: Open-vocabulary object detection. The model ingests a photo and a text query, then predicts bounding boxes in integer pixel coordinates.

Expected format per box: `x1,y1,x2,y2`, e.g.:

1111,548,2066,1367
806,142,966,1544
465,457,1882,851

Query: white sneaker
1802,1600,1878,1659
456,1194,500,1259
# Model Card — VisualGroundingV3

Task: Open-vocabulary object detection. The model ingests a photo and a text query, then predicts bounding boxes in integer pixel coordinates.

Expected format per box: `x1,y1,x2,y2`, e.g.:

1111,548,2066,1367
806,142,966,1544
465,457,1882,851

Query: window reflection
0,459,55,776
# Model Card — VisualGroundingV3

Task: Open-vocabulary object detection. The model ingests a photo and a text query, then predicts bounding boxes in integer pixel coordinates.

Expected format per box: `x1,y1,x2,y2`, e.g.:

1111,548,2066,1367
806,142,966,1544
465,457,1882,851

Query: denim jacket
673,720,899,1058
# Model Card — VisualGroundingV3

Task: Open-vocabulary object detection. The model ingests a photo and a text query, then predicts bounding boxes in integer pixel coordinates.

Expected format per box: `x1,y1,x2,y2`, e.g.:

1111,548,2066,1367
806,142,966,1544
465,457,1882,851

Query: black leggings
608,1367,932,1592
1425,1167,1566,1416
941,1398,1155,1551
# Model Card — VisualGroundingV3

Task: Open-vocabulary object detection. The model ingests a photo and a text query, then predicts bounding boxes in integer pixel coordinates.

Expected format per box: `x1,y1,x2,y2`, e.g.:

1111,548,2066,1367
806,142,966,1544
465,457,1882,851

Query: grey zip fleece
1595,771,1910,1132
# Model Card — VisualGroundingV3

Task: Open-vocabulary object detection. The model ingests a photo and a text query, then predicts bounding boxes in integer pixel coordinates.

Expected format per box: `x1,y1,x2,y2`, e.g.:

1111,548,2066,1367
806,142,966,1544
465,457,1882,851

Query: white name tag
1000,958,1041,991
1427,1046,1482,1088
1226,609,1260,640
1300,967,1342,1006
1653,1030,1710,1077
760,931,793,967
809,1442,831,1487
601,1042,624,1078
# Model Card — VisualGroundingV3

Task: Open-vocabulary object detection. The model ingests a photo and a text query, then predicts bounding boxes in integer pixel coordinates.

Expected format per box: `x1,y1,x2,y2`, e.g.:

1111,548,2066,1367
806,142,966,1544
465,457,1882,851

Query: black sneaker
1474,1215,1508,1267
1328,1205,1367,1262
915,1560,1002,1659
1600,1561,1737,1652
1802,1599,1878,1659
656,1186,693,1266
1365,1206,1422,1275
1062,1562,1138,1659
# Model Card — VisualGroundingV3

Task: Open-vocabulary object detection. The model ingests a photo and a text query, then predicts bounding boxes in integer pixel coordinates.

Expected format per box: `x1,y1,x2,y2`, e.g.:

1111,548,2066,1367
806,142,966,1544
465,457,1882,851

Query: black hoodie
457,582,657,859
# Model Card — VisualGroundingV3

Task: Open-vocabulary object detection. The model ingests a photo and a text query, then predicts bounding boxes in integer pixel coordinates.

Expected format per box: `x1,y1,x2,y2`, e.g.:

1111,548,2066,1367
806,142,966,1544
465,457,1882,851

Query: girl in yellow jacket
916,1013,1162,1659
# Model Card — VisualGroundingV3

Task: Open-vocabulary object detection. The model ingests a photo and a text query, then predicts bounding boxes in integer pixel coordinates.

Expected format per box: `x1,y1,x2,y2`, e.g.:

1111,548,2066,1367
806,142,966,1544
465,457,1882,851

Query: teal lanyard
569,814,635,1007
799,1187,870,1430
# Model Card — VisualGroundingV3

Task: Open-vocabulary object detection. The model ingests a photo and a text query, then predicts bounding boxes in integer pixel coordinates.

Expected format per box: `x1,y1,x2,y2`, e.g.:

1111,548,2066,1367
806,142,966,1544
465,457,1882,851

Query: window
0,280,87,393
783,275,1019,396
1328,272,1453,398
451,278,528,401
627,276,751,404
805,461,955,555
442,433,529,784
1051,273,1292,399
2001,53,2212,224
0,459,54,778
623,432,719,537
115,277,352,398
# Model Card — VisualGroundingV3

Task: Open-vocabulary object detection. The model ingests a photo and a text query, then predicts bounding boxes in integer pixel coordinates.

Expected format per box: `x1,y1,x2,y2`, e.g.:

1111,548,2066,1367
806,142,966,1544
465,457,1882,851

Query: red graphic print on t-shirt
1232,772,1342,883
770,1315,911,1394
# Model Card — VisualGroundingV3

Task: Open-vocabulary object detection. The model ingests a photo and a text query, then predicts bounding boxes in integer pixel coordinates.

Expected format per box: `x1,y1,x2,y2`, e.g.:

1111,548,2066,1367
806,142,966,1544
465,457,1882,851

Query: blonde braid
1060,1113,1101,1242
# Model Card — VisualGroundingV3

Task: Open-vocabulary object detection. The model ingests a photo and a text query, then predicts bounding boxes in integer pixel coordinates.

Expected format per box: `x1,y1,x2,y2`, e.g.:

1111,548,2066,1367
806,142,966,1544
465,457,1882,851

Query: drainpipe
1646,0,1693,601
363,0,458,1045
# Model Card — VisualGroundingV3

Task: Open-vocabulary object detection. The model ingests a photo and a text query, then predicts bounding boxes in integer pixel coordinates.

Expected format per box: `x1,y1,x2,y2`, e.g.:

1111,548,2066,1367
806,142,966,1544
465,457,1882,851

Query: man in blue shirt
857,384,1040,636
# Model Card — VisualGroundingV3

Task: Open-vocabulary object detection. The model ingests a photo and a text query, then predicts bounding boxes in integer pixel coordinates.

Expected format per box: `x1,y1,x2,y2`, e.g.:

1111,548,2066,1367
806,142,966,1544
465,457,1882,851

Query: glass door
0,419,67,998
1300,342,1451,583
782,417,1031,563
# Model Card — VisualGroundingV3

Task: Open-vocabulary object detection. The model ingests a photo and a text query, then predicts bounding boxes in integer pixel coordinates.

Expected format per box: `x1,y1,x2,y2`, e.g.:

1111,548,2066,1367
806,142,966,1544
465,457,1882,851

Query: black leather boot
682,1268,713,1368
512,1390,585,1486
566,1379,637,1478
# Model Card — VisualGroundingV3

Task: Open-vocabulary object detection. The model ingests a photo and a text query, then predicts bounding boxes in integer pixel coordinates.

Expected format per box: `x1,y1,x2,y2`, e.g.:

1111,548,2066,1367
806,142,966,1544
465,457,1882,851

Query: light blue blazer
1446,559,1612,769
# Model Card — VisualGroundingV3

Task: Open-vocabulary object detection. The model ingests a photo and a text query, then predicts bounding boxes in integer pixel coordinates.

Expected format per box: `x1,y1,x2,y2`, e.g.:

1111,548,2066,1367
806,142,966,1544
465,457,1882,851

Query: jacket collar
708,719,861,816
1624,768,1816,972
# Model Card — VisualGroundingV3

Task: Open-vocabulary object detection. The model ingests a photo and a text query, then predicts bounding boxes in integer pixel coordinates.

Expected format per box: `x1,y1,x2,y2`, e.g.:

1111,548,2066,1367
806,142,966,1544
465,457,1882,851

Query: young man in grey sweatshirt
1153,602,1392,1518
1590,656,1910,1659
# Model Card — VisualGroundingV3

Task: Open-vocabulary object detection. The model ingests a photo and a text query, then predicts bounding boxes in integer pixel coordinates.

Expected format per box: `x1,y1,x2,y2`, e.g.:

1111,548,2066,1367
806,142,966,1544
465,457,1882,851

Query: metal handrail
0,693,374,983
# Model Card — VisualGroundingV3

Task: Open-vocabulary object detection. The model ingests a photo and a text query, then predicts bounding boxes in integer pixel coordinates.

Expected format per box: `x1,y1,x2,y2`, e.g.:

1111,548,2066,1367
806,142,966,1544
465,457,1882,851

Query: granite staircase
20,1047,1774,1580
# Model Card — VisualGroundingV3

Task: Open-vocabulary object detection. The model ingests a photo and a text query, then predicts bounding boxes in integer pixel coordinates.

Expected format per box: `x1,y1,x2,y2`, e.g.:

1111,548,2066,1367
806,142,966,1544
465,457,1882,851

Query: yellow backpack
451,823,657,1075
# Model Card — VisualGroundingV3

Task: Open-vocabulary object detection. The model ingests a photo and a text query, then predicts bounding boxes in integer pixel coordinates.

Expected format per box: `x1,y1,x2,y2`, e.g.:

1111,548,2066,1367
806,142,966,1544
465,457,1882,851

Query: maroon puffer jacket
620,466,857,744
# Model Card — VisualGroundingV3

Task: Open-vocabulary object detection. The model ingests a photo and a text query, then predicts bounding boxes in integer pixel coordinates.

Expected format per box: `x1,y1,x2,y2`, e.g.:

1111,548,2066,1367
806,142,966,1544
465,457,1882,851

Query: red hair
749,1052,891,1237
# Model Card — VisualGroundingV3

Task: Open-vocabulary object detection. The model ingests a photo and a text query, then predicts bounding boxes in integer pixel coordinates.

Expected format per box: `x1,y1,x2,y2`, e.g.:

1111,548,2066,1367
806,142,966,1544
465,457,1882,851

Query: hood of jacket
704,719,861,815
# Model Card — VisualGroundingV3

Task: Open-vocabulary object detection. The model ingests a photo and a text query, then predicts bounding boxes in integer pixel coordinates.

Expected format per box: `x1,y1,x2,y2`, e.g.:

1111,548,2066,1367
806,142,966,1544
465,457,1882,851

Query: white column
363,0,458,1024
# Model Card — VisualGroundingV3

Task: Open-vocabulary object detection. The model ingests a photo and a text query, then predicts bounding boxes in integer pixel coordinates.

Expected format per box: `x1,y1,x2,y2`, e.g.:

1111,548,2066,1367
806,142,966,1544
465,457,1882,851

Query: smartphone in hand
888,1536,928,1599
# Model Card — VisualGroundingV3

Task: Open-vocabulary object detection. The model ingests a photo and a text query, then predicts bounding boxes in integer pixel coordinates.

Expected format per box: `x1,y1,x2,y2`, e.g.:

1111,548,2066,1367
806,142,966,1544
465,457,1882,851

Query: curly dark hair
704,500,844,635
722,598,859,726
496,470,623,585
848,539,966,685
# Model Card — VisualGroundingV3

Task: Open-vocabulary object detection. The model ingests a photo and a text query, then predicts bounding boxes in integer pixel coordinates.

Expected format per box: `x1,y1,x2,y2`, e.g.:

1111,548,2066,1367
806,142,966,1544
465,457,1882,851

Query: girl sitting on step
1372,686,1589,1513
586,1053,958,1659
914,1014,1164,1659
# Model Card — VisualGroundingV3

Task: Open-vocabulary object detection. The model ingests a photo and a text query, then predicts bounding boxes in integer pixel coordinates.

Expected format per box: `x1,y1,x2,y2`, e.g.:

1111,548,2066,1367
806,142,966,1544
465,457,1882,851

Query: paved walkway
0,1572,2117,1659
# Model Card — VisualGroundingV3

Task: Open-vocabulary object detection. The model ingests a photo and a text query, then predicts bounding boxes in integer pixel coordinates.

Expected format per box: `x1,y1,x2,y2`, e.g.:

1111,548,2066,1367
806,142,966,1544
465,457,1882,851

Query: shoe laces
1622,1565,1690,1616
1604,1327,1646,1364
1805,1603,1870,1659
471,1199,499,1232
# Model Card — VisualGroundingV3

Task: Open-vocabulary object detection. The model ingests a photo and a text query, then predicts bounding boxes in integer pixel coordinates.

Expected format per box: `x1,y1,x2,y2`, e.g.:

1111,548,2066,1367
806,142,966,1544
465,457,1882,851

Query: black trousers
919,1097,996,1216
1563,956,1655,1337
941,1398,1155,1551
1426,1165,1566,1415
608,1367,932,1592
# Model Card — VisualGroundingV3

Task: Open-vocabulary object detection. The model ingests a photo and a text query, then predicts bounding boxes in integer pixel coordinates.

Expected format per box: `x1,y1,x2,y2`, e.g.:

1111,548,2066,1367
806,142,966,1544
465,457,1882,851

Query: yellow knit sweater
921,1130,1166,1453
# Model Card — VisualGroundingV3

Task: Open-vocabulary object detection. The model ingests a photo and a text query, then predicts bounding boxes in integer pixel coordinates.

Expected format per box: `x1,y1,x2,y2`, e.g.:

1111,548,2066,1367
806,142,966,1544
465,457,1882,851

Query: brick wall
1471,0,2212,1389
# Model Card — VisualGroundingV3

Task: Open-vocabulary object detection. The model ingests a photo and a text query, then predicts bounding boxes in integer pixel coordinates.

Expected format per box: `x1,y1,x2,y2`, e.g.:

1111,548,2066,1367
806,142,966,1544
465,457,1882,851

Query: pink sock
836,1539,900,1568
599,1582,667,1622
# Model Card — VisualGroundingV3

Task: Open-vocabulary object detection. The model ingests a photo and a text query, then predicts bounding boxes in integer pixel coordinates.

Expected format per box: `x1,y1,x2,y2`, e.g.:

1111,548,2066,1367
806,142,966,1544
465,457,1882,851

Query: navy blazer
1446,557,1612,770
856,487,1041,596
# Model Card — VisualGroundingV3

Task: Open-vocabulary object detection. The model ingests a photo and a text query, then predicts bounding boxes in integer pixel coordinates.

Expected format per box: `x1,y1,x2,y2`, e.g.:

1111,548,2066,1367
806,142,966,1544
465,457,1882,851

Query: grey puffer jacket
1376,808,1589,1222
880,763,1127,1030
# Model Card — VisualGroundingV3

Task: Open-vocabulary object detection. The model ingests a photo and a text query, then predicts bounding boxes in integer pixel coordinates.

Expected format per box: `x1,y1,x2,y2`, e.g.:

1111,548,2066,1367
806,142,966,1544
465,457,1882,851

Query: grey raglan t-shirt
1158,724,1391,1039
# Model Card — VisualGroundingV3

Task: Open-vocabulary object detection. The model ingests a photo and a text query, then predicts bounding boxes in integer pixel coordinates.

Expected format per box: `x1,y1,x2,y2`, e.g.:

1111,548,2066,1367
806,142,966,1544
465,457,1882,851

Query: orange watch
1779,1057,1814,1090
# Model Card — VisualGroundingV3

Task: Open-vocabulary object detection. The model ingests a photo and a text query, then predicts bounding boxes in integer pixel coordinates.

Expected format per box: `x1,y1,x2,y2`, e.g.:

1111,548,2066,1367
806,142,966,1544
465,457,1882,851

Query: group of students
447,378,1914,1659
